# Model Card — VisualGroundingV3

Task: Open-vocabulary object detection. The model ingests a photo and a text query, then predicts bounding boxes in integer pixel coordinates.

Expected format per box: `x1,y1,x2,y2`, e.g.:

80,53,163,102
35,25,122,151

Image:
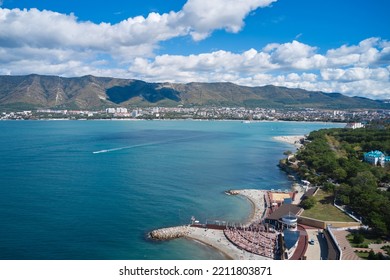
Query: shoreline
150,189,271,260
149,134,307,260
226,189,267,226
186,189,271,260
1,119,346,125
273,135,305,148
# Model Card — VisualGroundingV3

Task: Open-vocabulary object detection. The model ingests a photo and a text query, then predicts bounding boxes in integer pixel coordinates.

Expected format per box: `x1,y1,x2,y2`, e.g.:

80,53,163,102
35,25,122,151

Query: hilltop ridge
0,74,388,110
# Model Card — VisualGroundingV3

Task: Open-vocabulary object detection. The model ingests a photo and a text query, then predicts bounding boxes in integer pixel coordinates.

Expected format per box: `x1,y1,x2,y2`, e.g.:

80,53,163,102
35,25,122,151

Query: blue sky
0,0,389,99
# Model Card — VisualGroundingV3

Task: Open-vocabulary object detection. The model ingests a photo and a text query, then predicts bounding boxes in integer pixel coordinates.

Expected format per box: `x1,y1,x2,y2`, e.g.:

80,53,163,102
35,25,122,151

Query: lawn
346,231,388,248
346,233,372,248
355,251,369,259
300,189,356,222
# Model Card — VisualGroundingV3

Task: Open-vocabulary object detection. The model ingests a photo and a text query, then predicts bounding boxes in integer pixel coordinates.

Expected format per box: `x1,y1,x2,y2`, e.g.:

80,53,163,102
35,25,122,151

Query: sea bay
0,120,344,260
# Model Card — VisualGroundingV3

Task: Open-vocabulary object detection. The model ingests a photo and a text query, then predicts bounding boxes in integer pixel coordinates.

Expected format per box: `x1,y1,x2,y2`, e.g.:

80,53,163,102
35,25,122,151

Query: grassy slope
300,189,355,222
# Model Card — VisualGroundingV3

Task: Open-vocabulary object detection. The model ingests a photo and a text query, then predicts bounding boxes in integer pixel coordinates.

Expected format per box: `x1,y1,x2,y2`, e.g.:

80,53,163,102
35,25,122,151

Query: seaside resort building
364,150,390,167
160,186,357,260
344,122,364,129
224,190,309,259
259,188,344,260
264,200,303,259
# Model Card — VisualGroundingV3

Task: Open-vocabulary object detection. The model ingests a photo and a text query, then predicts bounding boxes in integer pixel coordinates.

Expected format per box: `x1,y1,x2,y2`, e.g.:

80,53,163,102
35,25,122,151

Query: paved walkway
356,242,389,256
369,242,390,255
289,227,308,260
331,230,361,260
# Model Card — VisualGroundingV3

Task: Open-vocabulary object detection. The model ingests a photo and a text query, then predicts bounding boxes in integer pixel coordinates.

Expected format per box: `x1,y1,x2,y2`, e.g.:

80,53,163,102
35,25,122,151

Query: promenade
331,229,360,260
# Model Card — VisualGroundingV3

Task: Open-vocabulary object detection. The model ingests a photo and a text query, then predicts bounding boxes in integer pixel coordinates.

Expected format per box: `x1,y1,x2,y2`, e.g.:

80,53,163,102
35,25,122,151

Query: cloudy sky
1,0,389,99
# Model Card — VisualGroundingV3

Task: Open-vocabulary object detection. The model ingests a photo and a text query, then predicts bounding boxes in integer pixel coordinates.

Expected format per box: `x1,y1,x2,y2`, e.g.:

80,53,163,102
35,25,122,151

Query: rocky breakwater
225,190,239,195
149,225,191,240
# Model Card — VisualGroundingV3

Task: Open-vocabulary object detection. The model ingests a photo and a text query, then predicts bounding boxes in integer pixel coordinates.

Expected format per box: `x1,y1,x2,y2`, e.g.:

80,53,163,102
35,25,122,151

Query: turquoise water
0,120,344,260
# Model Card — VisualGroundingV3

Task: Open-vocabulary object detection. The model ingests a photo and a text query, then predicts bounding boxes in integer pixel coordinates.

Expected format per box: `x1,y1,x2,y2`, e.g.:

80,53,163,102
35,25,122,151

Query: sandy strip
186,226,271,260
185,189,271,260
150,189,271,260
273,135,304,147
227,189,268,225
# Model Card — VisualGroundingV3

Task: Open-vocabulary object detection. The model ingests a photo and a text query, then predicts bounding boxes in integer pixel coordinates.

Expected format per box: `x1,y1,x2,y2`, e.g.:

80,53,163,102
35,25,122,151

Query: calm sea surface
0,120,344,259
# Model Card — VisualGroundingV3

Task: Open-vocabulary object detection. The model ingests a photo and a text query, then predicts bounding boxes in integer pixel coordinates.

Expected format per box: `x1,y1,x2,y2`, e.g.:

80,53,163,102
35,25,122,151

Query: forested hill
0,74,388,110
294,127,390,237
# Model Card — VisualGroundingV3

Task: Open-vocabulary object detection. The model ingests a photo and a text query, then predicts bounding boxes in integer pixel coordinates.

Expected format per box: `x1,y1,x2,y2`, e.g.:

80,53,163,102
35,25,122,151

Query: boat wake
92,148,123,154
92,136,202,154
92,142,158,154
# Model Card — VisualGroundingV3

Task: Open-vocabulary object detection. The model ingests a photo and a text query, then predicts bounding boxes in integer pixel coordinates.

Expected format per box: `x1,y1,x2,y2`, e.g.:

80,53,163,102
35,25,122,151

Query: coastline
150,134,304,260
226,189,267,226
150,189,271,260
273,135,305,148
1,121,349,260
149,132,306,260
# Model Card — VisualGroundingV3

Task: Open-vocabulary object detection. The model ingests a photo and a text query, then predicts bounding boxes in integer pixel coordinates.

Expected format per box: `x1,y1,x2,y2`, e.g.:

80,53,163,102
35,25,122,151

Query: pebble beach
150,189,272,260
273,135,305,148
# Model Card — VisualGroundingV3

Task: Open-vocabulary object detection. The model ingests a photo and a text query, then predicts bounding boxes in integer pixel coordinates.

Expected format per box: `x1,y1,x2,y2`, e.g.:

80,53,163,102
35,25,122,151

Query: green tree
349,171,378,190
369,212,388,236
368,250,376,260
300,196,316,209
332,168,347,182
323,182,336,193
292,127,390,238
352,232,364,244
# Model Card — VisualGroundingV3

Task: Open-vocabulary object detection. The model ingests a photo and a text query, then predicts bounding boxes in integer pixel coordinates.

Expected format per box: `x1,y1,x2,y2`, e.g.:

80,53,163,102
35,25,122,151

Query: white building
106,107,128,114
116,107,128,113
345,122,364,129
106,108,116,114
364,150,390,167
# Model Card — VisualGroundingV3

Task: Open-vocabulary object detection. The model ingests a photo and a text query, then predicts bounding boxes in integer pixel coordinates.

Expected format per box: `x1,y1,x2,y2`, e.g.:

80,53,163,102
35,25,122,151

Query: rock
149,226,191,240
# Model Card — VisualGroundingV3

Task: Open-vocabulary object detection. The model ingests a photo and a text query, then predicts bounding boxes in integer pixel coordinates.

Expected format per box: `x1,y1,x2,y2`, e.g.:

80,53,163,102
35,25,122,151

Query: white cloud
0,1,389,100
326,37,384,67
301,73,318,82
320,68,345,81
180,0,277,40
286,73,301,81
0,8,188,60
125,39,390,99
127,49,278,83
0,1,276,58
321,67,389,82
268,40,316,62
265,41,327,69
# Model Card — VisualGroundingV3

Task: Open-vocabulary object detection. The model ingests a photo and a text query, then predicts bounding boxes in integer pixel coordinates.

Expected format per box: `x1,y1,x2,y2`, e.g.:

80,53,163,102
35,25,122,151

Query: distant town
2,106,390,123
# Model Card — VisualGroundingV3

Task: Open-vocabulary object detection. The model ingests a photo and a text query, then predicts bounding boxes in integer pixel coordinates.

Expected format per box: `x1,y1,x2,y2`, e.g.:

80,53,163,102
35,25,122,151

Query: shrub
353,233,365,244
300,196,317,209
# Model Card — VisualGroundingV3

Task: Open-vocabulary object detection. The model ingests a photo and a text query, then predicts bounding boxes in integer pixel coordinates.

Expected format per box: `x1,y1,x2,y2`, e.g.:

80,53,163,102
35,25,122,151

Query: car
309,239,315,245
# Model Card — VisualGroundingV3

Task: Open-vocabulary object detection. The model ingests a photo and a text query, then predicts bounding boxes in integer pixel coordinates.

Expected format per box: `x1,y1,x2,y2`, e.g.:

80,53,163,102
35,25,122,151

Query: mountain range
0,74,388,110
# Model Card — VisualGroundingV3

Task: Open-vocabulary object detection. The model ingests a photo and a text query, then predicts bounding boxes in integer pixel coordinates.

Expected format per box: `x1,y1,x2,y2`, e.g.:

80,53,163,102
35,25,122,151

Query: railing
333,202,361,223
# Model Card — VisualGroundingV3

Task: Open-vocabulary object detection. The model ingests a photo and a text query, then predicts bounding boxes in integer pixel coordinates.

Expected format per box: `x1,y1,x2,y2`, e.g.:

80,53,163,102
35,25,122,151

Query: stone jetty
149,225,191,240
225,189,239,195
